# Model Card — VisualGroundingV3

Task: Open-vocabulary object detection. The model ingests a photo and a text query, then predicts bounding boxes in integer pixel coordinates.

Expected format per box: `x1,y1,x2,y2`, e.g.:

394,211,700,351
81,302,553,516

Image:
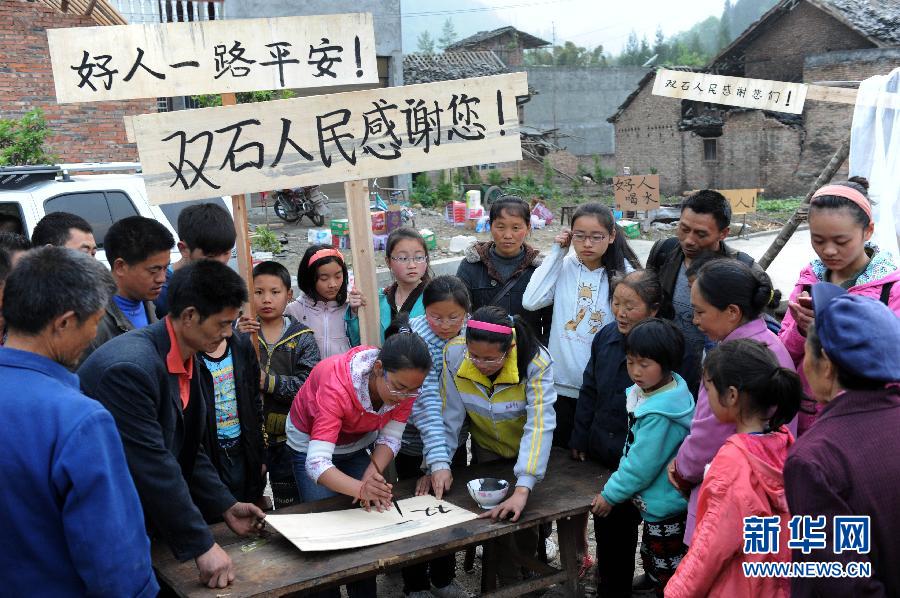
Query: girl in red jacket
666,339,802,598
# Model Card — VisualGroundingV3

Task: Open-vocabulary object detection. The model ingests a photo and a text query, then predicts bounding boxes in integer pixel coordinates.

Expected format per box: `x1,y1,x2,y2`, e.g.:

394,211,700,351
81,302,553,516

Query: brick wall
742,1,874,82
0,0,156,163
612,83,683,196
682,111,804,197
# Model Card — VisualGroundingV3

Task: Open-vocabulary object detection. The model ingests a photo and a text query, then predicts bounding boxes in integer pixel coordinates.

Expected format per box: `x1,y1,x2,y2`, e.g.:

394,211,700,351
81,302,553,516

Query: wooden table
153,449,609,597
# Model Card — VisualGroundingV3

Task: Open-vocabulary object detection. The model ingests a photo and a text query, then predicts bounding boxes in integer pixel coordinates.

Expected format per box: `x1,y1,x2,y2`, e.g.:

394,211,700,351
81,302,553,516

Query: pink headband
467,320,513,334
309,248,344,266
812,185,872,222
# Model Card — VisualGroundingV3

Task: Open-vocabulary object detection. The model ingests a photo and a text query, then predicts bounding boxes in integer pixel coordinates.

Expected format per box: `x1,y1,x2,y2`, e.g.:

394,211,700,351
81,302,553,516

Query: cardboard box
419,228,437,250
307,228,331,244
371,210,386,234
447,201,466,224
332,234,350,249
330,218,350,235
618,219,640,239
386,206,403,233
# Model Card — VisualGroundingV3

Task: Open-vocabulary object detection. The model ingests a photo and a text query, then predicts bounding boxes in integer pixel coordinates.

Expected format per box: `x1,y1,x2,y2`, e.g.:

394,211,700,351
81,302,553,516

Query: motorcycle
270,186,329,226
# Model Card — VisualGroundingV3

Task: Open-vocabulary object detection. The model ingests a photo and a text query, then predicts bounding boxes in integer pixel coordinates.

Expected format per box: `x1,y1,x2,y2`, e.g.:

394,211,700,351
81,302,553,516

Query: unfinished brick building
0,0,156,164
609,0,900,198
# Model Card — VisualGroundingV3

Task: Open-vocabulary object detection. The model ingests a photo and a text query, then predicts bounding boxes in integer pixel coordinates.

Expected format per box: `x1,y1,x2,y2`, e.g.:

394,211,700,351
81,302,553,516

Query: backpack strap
880,280,895,306
648,237,681,270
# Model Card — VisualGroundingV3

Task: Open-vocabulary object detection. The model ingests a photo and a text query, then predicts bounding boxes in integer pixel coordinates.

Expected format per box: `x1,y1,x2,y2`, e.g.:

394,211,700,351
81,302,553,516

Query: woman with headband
779,178,900,434
440,305,556,588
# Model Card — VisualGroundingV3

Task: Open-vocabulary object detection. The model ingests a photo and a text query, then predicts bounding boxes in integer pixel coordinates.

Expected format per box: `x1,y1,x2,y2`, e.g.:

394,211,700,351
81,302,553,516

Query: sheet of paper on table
266,495,477,552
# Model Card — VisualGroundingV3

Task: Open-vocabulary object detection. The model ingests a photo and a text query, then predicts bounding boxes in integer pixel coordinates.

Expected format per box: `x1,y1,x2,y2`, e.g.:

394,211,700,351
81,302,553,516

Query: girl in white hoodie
522,202,641,573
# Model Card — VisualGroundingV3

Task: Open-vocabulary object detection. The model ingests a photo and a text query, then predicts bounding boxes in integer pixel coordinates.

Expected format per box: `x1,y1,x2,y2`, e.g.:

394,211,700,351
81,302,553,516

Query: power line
401,0,576,18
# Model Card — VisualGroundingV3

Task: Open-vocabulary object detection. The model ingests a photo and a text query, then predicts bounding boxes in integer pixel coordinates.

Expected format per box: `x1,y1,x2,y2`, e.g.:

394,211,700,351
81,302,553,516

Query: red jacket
666,431,793,598
288,346,415,448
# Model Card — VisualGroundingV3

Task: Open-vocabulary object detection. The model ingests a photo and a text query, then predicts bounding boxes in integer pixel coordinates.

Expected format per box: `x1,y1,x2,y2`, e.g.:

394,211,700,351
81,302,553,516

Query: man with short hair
31,211,97,256
645,190,759,397
155,202,236,318
0,247,157,596
82,215,174,359
0,231,31,265
79,260,266,589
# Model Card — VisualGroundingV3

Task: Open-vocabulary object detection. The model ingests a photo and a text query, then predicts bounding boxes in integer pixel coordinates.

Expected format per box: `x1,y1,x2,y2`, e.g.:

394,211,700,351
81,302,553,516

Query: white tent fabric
850,69,900,259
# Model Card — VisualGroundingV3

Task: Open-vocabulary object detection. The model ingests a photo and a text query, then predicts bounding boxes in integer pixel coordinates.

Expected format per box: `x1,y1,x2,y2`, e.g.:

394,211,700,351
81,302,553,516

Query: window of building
703,138,718,162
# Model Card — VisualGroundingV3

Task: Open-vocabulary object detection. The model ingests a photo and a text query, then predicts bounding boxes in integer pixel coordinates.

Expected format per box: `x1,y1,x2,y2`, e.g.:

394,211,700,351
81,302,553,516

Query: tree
0,108,56,166
437,18,458,51
417,30,436,54
717,0,733,50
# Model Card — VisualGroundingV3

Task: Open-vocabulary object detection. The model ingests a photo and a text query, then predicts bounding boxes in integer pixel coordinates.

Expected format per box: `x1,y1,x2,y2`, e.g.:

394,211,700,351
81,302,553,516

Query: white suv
0,163,234,268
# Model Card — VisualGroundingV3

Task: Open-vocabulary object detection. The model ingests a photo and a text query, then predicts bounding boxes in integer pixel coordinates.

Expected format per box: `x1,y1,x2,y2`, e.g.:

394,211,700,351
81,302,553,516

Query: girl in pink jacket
669,260,796,545
779,178,900,434
666,339,800,598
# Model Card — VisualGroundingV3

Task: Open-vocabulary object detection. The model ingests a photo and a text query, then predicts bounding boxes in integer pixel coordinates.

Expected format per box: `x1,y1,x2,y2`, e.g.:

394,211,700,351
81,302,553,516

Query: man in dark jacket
646,190,759,394
82,216,174,360
79,260,265,590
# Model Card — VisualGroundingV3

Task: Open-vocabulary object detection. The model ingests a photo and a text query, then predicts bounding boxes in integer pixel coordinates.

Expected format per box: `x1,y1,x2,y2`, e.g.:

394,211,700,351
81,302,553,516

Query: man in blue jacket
79,260,266,589
0,247,158,597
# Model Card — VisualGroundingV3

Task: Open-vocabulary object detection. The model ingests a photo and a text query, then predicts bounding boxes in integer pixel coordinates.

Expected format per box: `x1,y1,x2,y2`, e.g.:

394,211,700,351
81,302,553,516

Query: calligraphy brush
367,452,403,517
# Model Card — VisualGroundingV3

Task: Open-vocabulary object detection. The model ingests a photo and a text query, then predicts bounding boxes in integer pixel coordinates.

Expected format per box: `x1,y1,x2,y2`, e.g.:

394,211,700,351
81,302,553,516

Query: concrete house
609,0,900,197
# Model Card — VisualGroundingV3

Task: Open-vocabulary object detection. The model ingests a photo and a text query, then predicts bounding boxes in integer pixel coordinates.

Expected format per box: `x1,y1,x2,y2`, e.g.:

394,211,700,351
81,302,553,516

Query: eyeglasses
466,350,507,366
382,373,420,398
426,313,466,326
571,233,609,244
390,255,428,264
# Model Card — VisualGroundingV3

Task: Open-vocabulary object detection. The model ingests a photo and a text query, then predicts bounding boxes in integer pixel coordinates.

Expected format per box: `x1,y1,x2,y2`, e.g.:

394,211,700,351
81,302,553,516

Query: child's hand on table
478,486,529,522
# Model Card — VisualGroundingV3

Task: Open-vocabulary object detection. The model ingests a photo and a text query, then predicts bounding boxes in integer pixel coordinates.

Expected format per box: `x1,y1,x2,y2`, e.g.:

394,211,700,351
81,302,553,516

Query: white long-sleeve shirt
522,244,631,398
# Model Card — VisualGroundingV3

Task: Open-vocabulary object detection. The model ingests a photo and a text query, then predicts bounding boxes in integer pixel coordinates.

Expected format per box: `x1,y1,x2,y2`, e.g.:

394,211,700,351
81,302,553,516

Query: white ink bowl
467,478,510,509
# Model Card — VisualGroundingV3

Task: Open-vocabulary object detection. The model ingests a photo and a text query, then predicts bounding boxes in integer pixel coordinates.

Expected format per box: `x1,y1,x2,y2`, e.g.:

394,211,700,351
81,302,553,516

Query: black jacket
198,330,266,504
456,241,553,345
259,316,320,443
646,236,758,320
80,298,158,362
78,320,235,562
570,322,631,469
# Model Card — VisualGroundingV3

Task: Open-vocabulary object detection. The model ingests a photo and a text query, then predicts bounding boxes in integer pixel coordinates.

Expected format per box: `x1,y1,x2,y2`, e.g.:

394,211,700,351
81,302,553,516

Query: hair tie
467,319,513,335
812,184,872,222
768,289,775,305
398,326,412,334
309,248,344,266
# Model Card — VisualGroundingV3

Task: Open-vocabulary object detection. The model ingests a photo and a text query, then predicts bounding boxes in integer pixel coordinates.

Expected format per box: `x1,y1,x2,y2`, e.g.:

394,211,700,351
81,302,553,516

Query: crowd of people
0,183,898,598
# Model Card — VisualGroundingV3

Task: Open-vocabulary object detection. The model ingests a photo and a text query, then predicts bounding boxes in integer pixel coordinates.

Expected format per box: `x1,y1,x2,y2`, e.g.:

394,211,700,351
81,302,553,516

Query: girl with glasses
284,327,431,597
395,275,472,598
441,306,557,588
523,202,641,573
377,228,432,341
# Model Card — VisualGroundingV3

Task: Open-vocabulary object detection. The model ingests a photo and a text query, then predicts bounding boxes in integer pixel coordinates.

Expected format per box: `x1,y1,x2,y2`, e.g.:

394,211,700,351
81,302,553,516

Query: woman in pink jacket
779,178,900,434
668,259,795,545
666,339,801,598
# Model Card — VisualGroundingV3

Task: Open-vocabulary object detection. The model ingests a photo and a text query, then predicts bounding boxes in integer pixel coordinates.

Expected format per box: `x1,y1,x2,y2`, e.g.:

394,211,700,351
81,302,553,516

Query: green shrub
252,225,281,253
0,108,56,166
486,168,504,186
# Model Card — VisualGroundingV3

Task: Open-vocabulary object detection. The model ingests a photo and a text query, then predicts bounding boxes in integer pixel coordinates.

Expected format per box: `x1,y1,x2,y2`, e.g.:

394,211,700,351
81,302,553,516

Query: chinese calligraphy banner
651,69,808,115
266,495,477,551
47,13,378,103
614,174,660,211
130,72,528,204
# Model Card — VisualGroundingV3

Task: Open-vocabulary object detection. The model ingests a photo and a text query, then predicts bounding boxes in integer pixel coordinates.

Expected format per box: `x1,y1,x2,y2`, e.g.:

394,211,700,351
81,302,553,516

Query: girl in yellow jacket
441,305,557,586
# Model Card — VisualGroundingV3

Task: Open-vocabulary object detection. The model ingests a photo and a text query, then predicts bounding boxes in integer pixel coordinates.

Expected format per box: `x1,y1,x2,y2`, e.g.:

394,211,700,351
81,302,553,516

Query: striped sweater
400,315,455,472
441,338,557,490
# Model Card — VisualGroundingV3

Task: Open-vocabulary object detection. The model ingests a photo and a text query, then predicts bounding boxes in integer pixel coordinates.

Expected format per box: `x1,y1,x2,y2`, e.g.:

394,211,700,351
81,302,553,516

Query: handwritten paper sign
47,13,378,103
652,69,808,115
614,174,660,211
130,72,527,204
721,188,760,214
266,495,477,551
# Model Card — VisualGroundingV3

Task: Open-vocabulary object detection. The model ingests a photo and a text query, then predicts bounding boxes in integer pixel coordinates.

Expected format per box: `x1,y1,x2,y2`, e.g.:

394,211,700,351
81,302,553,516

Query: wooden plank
47,13,378,103
153,449,608,597
130,72,528,205
345,180,380,345
652,69,808,114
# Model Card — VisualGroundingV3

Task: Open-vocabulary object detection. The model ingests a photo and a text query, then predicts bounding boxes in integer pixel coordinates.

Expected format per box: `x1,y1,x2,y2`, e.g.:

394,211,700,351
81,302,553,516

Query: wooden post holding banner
220,92,258,352
344,180,380,345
